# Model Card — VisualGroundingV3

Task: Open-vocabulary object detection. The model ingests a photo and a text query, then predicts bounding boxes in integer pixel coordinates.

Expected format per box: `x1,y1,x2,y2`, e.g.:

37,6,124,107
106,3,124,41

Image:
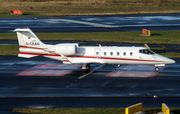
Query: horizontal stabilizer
18,53,38,58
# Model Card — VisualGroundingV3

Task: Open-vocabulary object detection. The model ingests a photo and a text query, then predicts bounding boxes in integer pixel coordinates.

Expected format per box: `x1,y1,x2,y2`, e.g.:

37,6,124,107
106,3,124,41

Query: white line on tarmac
53,19,119,28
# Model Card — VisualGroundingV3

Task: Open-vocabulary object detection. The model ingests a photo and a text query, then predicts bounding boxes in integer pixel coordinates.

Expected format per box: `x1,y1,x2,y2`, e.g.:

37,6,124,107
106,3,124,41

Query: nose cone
161,56,175,64
155,54,175,64
168,58,176,64
163,57,176,64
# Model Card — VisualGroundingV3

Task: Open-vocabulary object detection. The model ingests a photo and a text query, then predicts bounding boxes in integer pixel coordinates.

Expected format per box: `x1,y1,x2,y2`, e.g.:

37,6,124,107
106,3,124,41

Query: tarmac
1,13,180,113
1,13,180,33
0,55,180,108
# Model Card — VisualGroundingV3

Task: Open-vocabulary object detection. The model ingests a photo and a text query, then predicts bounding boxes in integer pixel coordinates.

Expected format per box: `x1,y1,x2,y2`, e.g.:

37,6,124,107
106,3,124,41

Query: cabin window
110,52,113,56
139,49,154,54
96,52,99,55
104,52,107,56
123,52,126,56
117,52,120,56
130,52,133,56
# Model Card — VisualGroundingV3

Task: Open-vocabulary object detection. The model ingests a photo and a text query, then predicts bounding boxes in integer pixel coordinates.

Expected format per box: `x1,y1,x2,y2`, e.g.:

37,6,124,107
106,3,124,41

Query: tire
155,67,159,72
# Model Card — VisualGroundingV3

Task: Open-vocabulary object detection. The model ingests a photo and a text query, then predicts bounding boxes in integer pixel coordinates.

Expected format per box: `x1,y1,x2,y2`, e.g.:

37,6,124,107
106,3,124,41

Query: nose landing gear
155,67,159,72
155,64,165,72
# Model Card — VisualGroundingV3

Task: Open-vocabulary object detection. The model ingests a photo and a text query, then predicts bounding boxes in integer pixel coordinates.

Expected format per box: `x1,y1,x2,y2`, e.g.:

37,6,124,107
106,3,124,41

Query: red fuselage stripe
19,52,165,63
63,60,70,62
19,45,44,50
19,52,43,56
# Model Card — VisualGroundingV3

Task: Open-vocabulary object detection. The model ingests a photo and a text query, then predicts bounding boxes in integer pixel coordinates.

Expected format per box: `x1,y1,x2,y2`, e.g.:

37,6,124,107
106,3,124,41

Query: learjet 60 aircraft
14,28,175,72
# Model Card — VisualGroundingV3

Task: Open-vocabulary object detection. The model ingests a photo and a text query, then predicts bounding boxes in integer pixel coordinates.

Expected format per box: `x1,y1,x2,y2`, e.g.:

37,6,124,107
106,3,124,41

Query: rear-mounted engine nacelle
46,45,77,55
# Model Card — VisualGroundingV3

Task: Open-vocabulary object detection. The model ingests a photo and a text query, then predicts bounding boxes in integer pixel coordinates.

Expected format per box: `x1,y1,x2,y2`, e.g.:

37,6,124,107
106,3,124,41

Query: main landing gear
82,64,90,71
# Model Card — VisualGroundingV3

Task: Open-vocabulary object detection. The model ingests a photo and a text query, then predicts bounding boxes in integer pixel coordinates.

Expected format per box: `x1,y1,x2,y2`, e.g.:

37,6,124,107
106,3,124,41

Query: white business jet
14,28,175,72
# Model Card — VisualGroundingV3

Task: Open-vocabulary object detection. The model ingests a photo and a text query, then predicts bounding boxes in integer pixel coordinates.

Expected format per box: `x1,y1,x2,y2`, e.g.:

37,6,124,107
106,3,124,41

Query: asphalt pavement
1,14,180,113
1,13,180,33
0,56,180,108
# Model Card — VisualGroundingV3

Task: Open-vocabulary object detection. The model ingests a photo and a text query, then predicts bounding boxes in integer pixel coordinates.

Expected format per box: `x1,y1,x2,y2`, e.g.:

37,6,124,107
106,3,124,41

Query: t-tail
14,28,46,58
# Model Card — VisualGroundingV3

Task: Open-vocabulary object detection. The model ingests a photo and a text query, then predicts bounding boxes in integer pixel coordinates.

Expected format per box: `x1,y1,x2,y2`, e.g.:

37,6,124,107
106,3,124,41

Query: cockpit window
139,49,154,54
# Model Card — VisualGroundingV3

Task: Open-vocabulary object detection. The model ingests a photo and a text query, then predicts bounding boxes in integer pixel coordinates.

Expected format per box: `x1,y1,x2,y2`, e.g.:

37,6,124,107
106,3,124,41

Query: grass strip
12,107,180,114
1,31,180,57
0,0,180,17
0,45,19,56
1,31,180,44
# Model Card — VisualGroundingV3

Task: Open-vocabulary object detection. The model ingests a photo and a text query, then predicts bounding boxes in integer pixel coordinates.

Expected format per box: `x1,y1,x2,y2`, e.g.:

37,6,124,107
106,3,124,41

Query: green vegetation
0,0,180,17
159,52,180,58
12,107,180,114
0,45,19,55
1,31,180,44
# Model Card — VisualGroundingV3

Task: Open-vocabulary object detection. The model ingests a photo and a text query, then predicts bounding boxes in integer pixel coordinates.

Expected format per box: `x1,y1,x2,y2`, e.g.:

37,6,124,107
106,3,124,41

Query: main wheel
82,64,90,71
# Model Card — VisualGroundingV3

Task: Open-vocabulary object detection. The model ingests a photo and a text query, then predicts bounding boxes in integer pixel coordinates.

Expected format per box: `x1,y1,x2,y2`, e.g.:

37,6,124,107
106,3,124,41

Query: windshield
139,49,154,55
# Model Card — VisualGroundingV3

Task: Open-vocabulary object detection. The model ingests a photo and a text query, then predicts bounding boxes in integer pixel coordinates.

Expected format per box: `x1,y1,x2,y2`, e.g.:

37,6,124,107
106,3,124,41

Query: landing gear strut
155,67,159,72
82,64,90,71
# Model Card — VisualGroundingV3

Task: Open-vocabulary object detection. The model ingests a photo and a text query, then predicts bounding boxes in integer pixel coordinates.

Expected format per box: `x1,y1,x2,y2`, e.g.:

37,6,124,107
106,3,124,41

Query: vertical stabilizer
14,28,46,58
14,28,45,48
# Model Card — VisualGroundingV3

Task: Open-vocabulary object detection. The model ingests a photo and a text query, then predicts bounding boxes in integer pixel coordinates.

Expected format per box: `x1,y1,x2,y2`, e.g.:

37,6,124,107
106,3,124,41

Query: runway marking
118,65,166,71
78,64,105,79
16,64,81,76
106,71,158,78
106,65,167,78
33,64,81,69
54,19,118,28
40,20,62,23
17,69,72,76
157,43,167,50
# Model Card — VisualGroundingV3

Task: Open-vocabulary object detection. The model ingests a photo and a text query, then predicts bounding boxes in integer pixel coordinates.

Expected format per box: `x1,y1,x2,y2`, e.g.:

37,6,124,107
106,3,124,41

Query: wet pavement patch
17,69,72,76
106,65,166,77
16,64,81,76
106,71,158,78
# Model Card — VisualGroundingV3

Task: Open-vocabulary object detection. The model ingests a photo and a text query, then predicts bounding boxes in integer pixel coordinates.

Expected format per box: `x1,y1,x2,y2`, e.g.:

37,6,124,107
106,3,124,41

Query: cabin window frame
123,52,126,56
130,52,133,56
117,52,120,56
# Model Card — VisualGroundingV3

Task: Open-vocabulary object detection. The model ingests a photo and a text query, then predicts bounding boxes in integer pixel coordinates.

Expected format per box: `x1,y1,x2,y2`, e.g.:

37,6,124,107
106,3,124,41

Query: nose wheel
155,67,159,72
